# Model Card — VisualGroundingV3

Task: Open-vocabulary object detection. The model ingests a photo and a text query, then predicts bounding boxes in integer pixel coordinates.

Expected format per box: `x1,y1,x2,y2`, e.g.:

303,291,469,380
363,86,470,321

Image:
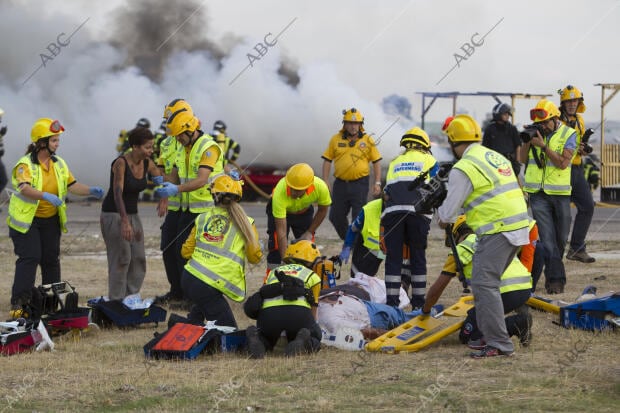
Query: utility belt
334,175,369,184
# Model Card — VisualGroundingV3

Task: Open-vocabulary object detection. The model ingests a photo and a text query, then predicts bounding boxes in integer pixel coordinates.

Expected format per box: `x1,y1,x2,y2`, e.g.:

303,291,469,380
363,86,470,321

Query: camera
520,124,543,143
408,162,453,213
581,128,594,154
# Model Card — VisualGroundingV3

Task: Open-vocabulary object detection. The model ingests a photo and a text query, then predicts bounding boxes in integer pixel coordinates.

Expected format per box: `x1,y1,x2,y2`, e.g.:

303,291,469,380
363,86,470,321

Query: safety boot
284,328,312,357
246,326,266,359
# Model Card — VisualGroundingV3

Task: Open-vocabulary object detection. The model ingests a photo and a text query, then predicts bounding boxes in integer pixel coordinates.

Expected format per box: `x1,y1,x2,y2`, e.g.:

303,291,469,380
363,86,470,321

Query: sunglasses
49,120,64,134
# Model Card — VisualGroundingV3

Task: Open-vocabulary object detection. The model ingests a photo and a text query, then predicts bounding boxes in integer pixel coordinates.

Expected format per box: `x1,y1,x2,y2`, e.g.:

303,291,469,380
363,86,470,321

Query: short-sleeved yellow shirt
271,177,331,219
15,160,76,218
322,132,382,181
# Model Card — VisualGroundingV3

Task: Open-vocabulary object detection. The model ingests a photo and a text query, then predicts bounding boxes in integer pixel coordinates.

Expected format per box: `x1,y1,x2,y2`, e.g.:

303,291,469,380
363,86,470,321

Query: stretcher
366,296,474,354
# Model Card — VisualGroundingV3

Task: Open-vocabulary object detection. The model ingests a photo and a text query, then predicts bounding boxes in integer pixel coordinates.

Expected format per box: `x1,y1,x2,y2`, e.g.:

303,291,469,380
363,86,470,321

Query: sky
1,0,619,186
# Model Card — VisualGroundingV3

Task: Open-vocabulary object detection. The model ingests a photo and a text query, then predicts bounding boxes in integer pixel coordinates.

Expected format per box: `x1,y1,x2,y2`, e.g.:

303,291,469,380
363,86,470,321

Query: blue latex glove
155,182,179,198
409,308,423,317
152,175,164,185
339,246,351,264
42,192,63,207
89,186,105,199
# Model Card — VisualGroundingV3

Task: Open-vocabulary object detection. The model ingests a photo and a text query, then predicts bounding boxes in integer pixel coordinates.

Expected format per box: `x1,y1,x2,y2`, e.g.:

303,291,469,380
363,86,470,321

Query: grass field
0,201,618,412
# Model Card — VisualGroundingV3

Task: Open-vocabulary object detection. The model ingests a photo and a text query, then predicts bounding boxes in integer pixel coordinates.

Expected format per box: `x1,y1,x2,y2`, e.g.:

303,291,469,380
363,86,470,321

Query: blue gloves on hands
339,246,351,264
155,182,179,198
42,192,63,207
152,175,164,185
89,186,105,199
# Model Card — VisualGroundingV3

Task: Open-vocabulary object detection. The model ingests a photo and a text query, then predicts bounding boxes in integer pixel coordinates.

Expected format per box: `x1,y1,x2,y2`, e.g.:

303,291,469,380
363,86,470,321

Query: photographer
521,99,577,294
558,85,596,263
381,128,438,309
438,114,529,358
482,102,522,177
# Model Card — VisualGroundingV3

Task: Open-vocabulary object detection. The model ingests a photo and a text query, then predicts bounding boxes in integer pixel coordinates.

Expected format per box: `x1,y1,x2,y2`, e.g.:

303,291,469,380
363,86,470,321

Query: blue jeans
529,191,571,286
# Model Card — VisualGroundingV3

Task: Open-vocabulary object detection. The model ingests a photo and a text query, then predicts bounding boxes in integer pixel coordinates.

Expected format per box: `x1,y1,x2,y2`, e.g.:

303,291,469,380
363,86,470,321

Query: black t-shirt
482,121,521,159
101,157,148,214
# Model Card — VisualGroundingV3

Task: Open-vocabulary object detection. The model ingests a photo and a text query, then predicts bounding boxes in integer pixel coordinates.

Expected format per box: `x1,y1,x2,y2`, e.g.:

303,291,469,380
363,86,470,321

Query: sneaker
470,345,514,359
246,326,266,359
566,249,595,263
154,292,184,306
467,338,486,350
285,328,312,357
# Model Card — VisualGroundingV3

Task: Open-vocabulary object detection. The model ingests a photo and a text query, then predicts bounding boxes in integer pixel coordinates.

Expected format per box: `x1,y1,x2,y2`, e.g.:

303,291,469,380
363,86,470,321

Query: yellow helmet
530,99,561,123
163,98,192,120
166,108,199,137
401,127,430,148
283,240,321,267
31,118,65,142
210,174,243,202
445,214,472,247
444,114,481,143
342,108,364,123
558,85,586,113
285,163,314,190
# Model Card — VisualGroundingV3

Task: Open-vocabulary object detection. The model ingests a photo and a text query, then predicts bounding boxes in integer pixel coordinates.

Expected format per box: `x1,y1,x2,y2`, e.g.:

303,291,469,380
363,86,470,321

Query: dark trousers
161,209,197,298
350,234,383,277
329,176,369,240
256,305,321,351
382,212,430,307
160,210,183,298
10,216,61,306
0,158,7,194
266,199,314,265
181,269,237,328
459,289,530,343
569,164,595,252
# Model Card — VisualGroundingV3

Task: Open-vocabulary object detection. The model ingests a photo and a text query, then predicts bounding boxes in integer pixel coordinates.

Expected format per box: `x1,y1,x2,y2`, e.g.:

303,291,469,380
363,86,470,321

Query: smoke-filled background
1,0,619,186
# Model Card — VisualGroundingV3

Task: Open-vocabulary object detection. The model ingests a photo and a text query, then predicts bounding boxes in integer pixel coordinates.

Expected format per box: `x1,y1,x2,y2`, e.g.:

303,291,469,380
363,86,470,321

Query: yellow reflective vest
158,135,181,211
560,113,585,166
360,199,382,253
262,264,322,309
184,207,251,302
457,234,532,293
523,124,575,196
7,155,69,234
455,144,529,236
175,135,224,212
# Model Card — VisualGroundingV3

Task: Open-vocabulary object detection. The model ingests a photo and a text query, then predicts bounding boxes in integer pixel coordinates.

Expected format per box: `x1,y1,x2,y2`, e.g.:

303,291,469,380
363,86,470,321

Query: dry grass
0,201,618,412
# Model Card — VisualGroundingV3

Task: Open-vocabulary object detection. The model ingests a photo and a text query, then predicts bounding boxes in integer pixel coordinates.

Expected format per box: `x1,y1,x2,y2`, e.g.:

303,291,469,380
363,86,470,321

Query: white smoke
0,1,418,188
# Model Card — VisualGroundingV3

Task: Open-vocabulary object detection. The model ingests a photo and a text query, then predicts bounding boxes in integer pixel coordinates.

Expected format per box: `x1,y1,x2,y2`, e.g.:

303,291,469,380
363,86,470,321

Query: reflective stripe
411,274,426,282
382,204,417,217
15,192,38,205
263,295,307,307
168,200,180,209
188,201,214,209
543,184,571,191
385,176,416,186
8,216,31,232
385,275,401,283
386,288,400,295
475,211,531,236
412,287,426,295
195,241,245,266
464,181,520,210
187,259,245,298
499,276,531,288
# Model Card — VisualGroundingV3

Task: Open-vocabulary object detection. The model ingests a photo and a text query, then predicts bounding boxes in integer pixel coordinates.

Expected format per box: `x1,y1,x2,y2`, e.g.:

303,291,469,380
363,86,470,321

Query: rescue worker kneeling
180,174,262,328
244,240,322,358
421,216,533,349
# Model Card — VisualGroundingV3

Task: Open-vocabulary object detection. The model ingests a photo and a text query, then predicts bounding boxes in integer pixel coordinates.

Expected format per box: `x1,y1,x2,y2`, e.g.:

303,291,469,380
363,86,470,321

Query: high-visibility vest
360,199,382,252
261,264,321,309
455,144,529,236
523,124,575,195
7,155,69,234
184,207,251,302
175,135,224,212
560,113,584,166
458,234,532,293
383,150,437,216
158,136,181,211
